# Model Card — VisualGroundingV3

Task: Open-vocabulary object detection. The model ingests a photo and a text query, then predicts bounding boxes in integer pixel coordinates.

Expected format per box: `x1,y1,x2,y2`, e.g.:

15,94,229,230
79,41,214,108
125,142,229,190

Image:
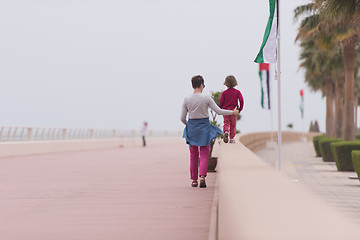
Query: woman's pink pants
189,145,210,180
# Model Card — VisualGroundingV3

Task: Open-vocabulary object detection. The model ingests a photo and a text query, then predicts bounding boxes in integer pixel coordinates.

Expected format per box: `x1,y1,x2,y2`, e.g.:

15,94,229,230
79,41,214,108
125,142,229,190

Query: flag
254,0,278,63
299,89,304,118
259,63,271,109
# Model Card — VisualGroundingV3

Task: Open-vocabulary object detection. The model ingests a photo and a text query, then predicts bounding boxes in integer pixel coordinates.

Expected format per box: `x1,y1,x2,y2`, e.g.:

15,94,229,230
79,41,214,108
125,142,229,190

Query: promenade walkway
0,139,215,240
257,141,360,225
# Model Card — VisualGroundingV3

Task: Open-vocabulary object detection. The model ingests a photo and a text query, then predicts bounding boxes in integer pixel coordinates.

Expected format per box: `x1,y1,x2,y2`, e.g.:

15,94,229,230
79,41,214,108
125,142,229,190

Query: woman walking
180,75,238,188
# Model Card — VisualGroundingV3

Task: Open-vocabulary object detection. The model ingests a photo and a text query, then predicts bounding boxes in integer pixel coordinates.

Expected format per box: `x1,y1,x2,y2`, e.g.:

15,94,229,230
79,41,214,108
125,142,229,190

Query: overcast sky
1,0,327,133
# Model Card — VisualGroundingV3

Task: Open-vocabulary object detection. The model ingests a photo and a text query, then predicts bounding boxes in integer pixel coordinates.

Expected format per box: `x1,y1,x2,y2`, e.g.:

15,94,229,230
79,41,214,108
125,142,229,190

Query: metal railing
0,126,182,142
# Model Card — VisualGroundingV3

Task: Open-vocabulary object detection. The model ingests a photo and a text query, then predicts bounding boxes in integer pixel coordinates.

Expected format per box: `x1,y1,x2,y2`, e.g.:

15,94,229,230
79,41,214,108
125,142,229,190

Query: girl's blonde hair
224,75,238,88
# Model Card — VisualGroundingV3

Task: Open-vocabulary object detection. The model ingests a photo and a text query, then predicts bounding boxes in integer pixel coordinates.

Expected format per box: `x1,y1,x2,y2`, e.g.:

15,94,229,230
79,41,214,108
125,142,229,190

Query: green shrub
319,138,342,162
355,134,360,140
313,134,326,157
351,151,360,182
331,141,360,171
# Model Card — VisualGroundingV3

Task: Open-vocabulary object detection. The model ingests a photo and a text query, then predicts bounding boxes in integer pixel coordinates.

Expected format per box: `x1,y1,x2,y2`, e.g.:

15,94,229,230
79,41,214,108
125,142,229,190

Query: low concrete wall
239,131,321,152
216,141,360,240
0,137,183,158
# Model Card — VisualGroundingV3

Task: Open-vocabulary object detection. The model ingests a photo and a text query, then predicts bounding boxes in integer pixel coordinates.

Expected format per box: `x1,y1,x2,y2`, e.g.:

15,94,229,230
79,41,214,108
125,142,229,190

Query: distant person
181,75,238,188
219,75,244,144
140,122,148,147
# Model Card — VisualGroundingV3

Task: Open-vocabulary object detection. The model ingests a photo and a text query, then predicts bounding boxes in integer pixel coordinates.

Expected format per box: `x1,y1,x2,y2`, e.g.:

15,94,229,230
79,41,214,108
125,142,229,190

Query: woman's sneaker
229,139,235,144
223,132,229,143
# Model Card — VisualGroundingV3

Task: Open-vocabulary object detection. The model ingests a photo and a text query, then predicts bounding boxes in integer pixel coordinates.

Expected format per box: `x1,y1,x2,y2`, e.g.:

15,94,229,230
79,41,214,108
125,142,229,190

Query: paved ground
257,141,360,225
0,142,215,240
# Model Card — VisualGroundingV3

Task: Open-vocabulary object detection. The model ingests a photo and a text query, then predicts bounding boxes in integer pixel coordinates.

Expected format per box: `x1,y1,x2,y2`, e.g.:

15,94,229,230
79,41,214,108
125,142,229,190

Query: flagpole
270,106,274,142
254,0,280,154
269,65,274,143
270,69,274,143
276,0,282,172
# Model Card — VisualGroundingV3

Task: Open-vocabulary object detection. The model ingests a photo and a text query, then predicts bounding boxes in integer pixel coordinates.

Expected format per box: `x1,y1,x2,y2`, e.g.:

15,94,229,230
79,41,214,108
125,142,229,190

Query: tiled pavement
256,141,360,225
0,141,215,240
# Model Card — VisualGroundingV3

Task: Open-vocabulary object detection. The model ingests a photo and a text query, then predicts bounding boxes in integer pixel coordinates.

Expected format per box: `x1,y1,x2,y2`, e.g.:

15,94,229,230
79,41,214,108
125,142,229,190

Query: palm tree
354,73,360,130
295,1,360,140
295,4,341,137
335,71,345,137
320,0,360,18
298,37,338,137
328,48,345,138
316,0,360,140
342,38,357,141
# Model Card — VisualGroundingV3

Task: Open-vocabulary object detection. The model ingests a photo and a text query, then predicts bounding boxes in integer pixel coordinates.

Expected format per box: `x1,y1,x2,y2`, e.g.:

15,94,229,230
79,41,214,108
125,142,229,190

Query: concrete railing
0,126,182,142
209,132,360,240
239,131,321,152
0,125,183,158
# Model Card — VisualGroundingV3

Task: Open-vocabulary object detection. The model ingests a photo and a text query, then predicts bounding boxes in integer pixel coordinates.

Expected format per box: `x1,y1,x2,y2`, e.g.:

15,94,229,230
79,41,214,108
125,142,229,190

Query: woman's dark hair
224,75,238,88
191,75,204,89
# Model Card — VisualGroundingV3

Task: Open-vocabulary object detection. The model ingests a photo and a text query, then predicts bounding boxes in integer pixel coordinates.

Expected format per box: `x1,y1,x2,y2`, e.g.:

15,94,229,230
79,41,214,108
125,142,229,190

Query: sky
0,0,328,133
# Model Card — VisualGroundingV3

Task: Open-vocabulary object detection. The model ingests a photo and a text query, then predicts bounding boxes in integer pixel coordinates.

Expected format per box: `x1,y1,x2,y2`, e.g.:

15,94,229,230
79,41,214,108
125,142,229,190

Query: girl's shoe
191,180,198,187
229,139,235,144
199,176,207,188
223,132,229,143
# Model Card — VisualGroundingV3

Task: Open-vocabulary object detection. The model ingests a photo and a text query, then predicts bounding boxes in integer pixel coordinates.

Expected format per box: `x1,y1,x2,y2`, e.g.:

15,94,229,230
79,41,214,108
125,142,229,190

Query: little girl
181,75,238,188
219,75,244,143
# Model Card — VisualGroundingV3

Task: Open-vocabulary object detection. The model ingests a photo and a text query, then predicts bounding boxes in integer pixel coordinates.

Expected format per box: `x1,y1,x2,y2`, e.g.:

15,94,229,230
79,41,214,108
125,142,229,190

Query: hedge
355,134,360,140
319,138,342,162
313,134,326,157
331,141,360,171
351,151,360,182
